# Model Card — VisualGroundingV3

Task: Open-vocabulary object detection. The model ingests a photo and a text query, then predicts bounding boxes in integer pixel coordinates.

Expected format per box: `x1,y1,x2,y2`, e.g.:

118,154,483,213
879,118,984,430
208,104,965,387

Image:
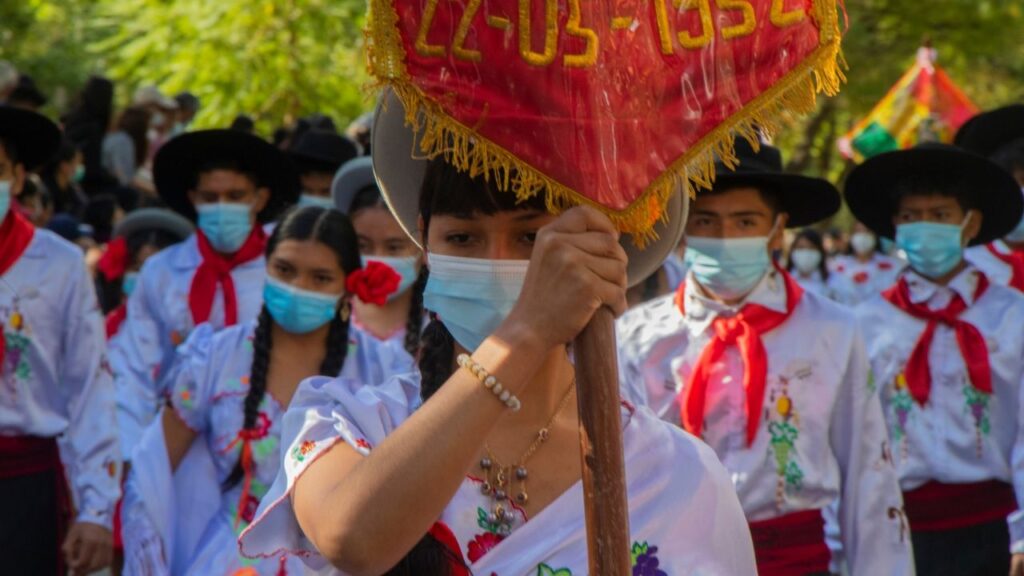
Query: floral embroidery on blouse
532,541,666,576
963,384,992,456
467,531,504,563
890,373,914,459
355,438,372,451
291,440,317,462
631,541,668,576
767,374,804,508
178,389,195,411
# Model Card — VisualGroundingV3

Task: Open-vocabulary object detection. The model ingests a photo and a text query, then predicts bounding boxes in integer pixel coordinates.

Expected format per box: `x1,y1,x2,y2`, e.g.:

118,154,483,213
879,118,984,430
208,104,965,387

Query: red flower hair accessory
346,260,401,306
97,236,129,282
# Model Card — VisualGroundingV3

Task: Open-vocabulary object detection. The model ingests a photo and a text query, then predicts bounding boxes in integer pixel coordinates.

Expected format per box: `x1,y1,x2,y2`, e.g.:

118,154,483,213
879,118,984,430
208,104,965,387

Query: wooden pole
574,307,631,575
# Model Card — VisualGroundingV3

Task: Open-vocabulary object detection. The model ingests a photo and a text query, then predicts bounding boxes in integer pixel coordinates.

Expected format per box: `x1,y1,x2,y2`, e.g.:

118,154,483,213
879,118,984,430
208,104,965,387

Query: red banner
369,0,844,240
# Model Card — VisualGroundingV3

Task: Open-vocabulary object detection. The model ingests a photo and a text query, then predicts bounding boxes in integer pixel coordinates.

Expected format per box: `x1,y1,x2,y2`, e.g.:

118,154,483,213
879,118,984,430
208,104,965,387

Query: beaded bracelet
457,353,522,412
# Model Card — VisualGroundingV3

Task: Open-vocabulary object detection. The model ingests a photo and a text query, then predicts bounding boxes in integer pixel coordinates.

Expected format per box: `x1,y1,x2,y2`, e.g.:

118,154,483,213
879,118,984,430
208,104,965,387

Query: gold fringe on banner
366,0,845,246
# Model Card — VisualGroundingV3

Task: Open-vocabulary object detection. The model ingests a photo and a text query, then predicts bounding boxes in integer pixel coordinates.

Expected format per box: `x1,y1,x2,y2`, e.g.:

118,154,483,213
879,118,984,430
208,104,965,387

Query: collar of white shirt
902,264,983,309
681,267,789,336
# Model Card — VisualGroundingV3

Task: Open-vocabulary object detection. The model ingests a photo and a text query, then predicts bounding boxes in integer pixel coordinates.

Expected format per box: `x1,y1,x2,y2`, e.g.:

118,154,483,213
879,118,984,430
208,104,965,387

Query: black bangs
418,157,548,230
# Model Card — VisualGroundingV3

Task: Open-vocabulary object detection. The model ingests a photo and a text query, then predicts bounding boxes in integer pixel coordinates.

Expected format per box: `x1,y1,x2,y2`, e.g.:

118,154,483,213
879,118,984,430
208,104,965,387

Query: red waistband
903,480,1017,532
749,509,831,576
0,435,61,479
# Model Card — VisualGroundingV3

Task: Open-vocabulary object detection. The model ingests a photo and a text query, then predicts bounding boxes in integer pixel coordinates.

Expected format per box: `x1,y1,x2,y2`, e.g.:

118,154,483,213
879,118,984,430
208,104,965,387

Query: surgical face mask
362,255,419,301
196,202,254,253
423,253,529,352
0,181,10,221
790,248,822,275
684,235,772,301
895,218,969,279
150,112,165,128
297,194,336,210
263,275,342,334
73,165,86,183
850,232,876,256
122,272,138,297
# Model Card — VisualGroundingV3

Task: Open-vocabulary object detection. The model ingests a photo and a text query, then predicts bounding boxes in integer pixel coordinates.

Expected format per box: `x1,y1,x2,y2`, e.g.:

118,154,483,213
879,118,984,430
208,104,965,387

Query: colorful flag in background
839,47,977,162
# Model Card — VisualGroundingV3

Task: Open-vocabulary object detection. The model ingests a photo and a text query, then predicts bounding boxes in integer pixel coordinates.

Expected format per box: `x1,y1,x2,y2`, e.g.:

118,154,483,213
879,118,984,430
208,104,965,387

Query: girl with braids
333,156,425,365
240,95,754,575
121,206,411,575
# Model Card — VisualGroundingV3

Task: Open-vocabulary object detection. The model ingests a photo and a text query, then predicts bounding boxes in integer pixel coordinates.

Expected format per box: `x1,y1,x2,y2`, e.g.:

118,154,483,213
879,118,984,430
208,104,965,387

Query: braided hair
223,206,360,492
349,183,427,359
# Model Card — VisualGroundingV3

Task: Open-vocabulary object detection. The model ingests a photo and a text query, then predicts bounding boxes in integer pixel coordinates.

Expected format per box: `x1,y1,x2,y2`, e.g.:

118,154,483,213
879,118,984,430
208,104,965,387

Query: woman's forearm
296,323,549,574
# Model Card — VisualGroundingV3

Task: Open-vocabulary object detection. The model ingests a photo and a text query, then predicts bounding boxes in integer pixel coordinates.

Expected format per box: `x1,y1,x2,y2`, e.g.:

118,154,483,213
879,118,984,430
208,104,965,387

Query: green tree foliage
90,0,370,133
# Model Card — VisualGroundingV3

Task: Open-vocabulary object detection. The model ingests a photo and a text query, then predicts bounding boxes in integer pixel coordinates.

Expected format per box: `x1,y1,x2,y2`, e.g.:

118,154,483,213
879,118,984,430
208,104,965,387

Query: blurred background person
829,221,903,305
40,137,88,217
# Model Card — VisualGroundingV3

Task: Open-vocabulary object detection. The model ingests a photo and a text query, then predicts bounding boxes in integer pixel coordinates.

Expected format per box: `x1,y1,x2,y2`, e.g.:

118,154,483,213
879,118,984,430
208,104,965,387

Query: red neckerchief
883,274,992,405
0,211,36,372
985,242,1024,292
105,304,128,340
676,270,804,446
189,226,266,326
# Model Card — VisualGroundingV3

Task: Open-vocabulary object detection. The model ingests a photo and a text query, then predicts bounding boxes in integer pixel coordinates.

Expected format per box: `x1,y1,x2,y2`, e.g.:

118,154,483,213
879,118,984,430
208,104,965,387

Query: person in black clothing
64,76,119,195
41,137,88,217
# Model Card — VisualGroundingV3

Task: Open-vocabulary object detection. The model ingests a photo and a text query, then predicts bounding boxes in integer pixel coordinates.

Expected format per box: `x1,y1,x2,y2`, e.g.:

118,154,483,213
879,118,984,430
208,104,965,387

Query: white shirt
830,253,904,305
856,266,1024,550
966,241,1019,289
790,268,856,306
239,374,756,575
617,269,913,576
0,230,120,527
109,234,266,459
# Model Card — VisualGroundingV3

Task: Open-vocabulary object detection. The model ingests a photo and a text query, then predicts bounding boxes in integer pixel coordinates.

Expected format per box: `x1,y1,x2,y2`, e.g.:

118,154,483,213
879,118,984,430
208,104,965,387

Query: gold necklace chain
478,379,576,533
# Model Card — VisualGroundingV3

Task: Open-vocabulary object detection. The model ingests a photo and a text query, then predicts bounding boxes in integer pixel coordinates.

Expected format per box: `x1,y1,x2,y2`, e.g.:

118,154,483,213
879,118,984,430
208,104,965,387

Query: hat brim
370,90,687,287
845,147,1023,245
154,130,300,223
112,208,195,241
712,170,841,227
332,156,375,214
954,105,1024,158
0,106,61,171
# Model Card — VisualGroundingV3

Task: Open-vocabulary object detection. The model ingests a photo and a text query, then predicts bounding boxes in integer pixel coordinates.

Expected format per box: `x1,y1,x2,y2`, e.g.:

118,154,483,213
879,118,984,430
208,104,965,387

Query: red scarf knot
190,226,266,327
346,260,400,306
985,243,1024,292
677,271,804,446
883,274,992,406
97,236,129,282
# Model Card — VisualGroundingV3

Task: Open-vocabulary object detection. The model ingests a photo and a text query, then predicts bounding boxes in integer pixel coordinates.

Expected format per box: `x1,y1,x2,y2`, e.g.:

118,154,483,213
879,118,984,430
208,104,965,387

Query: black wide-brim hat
954,104,1024,158
112,207,194,241
154,129,300,222
288,129,359,173
845,143,1022,245
711,138,841,227
0,106,61,171
370,89,689,287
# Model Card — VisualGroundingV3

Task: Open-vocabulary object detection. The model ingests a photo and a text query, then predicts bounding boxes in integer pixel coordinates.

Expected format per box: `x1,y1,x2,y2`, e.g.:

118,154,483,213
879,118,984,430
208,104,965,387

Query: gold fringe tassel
366,0,846,246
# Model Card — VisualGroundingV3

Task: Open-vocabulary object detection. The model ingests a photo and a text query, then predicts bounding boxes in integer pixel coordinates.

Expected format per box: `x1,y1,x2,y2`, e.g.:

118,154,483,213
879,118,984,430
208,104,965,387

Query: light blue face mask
0,181,10,221
122,272,139,297
362,255,420,301
684,235,772,300
73,165,86,183
895,219,967,279
423,253,529,352
196,202,254,253
297,194,336,210
263,275,342,334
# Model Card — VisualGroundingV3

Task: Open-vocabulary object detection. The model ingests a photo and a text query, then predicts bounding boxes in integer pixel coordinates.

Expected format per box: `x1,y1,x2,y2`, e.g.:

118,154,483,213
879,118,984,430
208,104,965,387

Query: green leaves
90,0,369,133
